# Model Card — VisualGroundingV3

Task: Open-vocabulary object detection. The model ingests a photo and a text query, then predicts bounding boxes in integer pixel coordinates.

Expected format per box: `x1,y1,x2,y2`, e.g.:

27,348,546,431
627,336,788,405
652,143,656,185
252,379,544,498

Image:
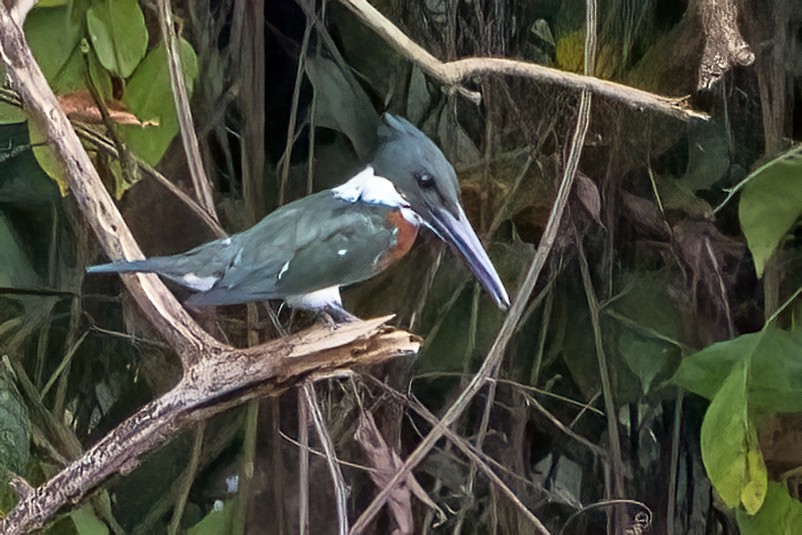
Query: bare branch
696,0,755,90
338,0,708,122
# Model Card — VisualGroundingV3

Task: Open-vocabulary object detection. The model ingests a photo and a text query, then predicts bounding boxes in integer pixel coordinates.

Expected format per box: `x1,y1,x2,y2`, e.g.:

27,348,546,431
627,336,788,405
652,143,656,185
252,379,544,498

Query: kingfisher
87,114,510,322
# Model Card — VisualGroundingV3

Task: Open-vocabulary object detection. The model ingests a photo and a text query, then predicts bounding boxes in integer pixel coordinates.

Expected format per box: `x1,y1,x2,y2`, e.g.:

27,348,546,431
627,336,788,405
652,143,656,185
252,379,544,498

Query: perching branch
338,0,708,122
0,5,417,533
2,318,416,534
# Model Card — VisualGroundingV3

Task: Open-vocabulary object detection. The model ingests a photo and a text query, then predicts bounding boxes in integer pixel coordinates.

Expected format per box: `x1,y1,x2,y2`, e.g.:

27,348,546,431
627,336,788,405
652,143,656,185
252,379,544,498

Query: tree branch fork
0,5,418,533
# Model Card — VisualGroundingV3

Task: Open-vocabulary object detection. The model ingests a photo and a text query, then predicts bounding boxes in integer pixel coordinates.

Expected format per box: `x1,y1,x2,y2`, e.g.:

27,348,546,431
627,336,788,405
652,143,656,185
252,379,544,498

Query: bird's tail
86,259,164,275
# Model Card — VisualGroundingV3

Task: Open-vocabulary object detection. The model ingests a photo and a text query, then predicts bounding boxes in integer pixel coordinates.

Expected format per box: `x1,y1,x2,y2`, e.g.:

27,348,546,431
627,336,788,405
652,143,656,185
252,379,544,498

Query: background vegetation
1,0,801,533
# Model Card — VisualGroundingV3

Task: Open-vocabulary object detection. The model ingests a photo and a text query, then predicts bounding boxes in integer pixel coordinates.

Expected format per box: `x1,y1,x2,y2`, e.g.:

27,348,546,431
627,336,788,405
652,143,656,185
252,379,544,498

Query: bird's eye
415,171,435,189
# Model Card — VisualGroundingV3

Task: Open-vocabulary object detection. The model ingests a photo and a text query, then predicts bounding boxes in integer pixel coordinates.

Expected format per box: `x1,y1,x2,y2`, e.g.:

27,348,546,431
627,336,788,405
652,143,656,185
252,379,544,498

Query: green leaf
737,482,802,533
617,329,676,396
738,145,802,277
87,46,113,101
86,0,148,78
0,104,26,128
70,504,110,535
9,6,86,114
28,120,70,196
50,45,87,95
187,501,233,535
119,39,199,165
24,6,82,85
406,65,429,124
700,361,767,513
673,328,802,412
681,120,732,192
612,270,685,396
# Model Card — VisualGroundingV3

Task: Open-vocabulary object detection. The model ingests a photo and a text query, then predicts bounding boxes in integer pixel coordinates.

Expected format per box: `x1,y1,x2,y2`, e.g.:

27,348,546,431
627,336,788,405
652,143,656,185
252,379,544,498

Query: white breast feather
333,166,408,207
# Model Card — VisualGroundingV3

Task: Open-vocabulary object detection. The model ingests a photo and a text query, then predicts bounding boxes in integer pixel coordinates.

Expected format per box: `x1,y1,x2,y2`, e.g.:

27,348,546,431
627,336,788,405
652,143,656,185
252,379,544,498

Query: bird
87,114,510,322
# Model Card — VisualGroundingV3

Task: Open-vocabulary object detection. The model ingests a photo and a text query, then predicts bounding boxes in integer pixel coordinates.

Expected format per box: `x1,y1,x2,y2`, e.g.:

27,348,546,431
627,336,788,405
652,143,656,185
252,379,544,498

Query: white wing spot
337,249,347,257
333,166,409,207
182,273,218,291
277,261,290,280
223,237,232,245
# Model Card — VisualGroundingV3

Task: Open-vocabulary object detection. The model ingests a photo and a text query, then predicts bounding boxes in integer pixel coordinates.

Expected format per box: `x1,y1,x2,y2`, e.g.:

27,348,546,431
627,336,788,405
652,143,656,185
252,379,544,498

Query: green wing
187,194,397,306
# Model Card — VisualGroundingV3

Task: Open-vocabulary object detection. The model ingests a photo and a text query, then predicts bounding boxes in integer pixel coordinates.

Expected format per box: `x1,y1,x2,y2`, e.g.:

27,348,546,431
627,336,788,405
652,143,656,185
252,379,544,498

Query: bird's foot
316,304,360,328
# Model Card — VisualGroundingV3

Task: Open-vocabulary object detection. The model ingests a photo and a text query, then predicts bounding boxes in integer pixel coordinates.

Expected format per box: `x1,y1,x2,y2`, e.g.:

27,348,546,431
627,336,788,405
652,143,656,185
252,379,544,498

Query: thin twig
557,499,652,535
231,305,263,532
238,0,267,222
518,390,606,458
366,377,550,534
410,372,605,416
337,0,707,122
73,124,226,238
666,391,683,535
304,381,349,535
575,233,625,500
278,1,316,205
168,422,205,534
157,0,218,220
298,391,310,535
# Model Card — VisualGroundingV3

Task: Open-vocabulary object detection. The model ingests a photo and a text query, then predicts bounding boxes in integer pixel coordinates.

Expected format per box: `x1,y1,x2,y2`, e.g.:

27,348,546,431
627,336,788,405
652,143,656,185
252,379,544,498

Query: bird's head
371,114,510,310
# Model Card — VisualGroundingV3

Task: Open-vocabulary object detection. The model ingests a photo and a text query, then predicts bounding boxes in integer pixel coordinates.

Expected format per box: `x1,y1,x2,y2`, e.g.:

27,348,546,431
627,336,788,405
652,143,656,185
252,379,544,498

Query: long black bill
427,205,511,310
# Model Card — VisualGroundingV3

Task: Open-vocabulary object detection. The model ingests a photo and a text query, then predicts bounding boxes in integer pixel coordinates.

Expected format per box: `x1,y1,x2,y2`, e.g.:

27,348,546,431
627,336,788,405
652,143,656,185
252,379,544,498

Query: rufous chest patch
376,209,419,271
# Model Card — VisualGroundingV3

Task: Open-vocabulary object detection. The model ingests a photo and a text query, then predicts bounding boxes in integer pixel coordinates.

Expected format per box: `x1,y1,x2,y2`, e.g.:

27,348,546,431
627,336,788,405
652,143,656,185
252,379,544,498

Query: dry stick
157,0,218,220
298,391,311,535
703,237,734,338
278,3,316,205
72,124,226,238
304,382,350,535
337,0,707,122
575,234,625,503
231,305,262,534
348,35,596,535
167,422,206,535
366,377,549,533
238,0,267,223
665,391,684,535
